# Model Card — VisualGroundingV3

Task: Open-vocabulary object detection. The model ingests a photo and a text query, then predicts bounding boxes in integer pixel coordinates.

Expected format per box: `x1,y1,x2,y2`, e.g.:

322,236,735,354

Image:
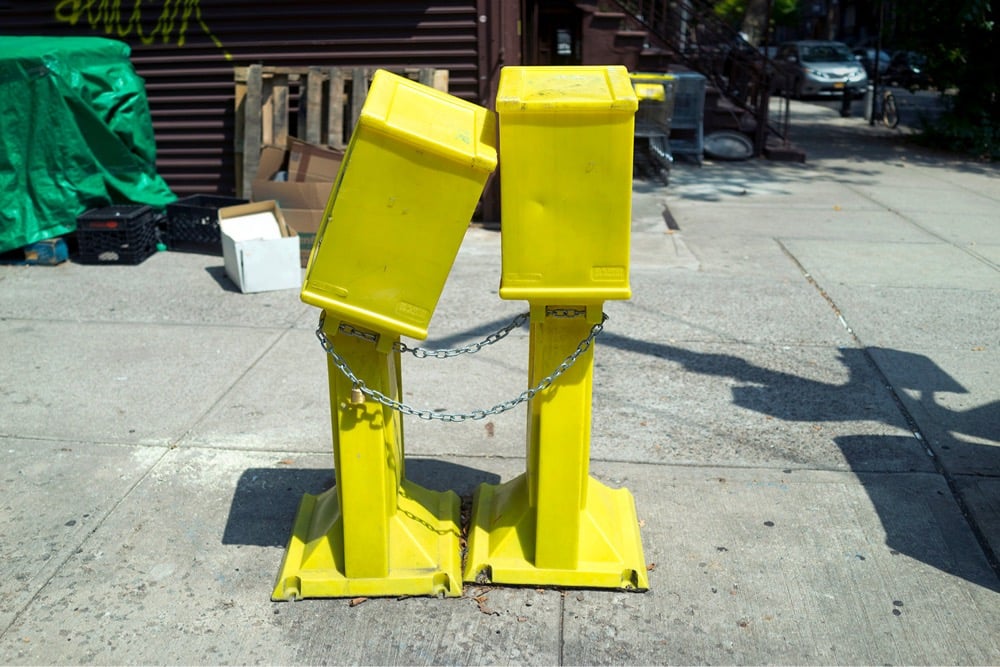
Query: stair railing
609,0,790,154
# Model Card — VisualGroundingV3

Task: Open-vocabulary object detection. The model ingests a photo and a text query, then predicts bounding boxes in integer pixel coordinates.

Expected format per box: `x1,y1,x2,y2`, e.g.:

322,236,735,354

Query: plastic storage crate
497,65,637,304
667,71,707,164
166,194,249,245
630,72,676,182
76,205,158,265
630,72,676,138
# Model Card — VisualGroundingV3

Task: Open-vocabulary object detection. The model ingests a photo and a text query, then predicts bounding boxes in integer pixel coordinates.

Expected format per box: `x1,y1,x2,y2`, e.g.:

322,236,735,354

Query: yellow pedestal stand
273,70,497,600
464,305,648,589
273,321,462,599
464,66,648,590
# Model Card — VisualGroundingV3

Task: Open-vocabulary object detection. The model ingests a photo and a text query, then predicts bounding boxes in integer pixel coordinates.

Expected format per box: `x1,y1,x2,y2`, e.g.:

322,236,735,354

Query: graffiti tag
54,0,232,60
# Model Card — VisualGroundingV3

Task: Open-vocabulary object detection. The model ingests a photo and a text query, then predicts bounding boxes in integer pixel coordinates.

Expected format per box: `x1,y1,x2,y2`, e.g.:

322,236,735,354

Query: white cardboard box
219,201,301,293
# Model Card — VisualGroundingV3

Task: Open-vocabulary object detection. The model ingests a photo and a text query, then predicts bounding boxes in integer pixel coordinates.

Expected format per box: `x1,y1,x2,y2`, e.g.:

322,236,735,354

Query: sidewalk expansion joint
776,238,1000,580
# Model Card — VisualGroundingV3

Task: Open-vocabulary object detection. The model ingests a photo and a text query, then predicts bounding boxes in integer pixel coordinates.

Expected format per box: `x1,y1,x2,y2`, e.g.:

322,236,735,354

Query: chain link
314,309,607,422
396,312,530,358
336,322,379,344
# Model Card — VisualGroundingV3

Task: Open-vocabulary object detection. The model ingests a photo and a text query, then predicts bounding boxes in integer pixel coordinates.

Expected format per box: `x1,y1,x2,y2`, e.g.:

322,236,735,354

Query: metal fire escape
610,0,792,156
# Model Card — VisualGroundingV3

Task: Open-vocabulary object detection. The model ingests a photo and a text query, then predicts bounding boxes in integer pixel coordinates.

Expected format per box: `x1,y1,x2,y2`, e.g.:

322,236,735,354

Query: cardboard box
279,208,323,268
219,201,301,293
287,137,344,182
251,139,344,267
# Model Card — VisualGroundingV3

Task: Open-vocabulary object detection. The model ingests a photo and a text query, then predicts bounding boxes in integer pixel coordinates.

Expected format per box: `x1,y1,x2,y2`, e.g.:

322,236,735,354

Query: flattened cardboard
288,137,344,182
281,208,324,268
251,138,341,268
251,180,332,211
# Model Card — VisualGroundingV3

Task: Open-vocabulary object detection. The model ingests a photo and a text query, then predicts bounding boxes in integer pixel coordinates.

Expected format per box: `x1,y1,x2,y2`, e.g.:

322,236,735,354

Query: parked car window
800,44,854,63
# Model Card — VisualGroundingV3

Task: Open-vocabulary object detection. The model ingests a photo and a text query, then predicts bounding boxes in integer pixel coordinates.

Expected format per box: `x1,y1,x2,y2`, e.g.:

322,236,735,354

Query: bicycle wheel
882,91,899,128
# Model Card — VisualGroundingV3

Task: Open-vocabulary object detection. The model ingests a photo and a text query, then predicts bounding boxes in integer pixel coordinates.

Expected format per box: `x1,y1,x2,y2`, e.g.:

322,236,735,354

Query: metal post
464,306,648,589
870,0,885,126
272,323,463,600
464,66,648,591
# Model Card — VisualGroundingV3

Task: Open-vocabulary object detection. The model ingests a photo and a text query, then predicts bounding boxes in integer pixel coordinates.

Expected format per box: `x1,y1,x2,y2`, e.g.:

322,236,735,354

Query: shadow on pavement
780,97,995,172
205,265,241,293
837,435,1000,593
222,467,332,548
600,331,1000,592
669,99,996,204
421,313,528,350
868,348,1000,447
222,460,499,548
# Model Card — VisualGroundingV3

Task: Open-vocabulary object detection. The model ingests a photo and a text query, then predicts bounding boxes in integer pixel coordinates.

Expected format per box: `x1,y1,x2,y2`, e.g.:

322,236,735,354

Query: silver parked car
774,40,869,98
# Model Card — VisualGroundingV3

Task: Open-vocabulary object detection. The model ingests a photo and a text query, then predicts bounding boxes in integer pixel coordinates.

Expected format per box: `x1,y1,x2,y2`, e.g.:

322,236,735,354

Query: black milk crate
76,205,158,265
166,195,248,246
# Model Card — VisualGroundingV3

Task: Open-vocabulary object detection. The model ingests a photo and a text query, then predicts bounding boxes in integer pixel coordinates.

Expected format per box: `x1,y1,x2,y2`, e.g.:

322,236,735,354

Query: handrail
610,0,790,153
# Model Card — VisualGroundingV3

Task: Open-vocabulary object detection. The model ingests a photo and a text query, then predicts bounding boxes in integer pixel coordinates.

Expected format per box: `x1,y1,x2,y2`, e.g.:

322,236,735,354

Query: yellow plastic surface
496,66,637,304
629,71,675,84
630,72,676,132
301,69,498,340
273,326,462,599
463,311,649,590
633,82,665,101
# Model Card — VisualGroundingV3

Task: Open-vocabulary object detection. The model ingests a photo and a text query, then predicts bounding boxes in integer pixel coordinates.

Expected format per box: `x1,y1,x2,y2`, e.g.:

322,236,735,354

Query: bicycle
871,86,899,128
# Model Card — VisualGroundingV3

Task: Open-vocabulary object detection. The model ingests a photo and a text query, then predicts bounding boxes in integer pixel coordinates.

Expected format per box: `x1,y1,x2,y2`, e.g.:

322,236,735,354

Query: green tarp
0,36,176,254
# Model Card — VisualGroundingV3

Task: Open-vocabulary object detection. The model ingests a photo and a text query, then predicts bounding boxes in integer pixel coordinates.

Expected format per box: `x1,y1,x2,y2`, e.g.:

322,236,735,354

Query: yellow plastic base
272,479,462,600
463,473,649,590
272,323,462,600
463,307,647,591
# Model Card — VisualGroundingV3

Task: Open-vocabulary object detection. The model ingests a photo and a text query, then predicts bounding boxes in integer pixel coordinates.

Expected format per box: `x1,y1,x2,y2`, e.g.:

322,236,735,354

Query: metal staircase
607,0,792,156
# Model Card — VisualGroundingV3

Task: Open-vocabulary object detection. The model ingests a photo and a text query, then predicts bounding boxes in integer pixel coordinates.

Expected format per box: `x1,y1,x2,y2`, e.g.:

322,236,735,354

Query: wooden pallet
234,65,448,198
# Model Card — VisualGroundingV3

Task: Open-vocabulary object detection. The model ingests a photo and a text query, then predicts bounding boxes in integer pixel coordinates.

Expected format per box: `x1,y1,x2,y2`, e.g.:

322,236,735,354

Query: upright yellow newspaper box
465,66,649,591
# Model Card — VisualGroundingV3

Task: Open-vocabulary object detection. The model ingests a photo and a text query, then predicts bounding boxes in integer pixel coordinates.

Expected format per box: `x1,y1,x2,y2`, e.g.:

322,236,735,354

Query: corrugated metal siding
1,1,483,197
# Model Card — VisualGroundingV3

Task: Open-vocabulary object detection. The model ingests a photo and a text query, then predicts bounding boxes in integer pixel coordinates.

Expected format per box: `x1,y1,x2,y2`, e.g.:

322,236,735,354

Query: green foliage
713,0,799,30
713,0,744,26
771,0,800,25
891,0,997,159
917,107,1000,161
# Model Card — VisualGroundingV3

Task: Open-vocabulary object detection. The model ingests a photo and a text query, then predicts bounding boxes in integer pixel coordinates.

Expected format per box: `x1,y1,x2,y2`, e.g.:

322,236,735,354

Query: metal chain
314,309,607,422
324,312,529,356
396,312,530,358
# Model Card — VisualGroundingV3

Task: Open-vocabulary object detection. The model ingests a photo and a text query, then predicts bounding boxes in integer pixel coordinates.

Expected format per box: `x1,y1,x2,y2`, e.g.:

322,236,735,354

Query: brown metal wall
1,1,485,197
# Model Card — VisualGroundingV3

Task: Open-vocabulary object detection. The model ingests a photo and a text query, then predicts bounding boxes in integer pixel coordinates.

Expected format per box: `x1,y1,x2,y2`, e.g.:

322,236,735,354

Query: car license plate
833,82,845,89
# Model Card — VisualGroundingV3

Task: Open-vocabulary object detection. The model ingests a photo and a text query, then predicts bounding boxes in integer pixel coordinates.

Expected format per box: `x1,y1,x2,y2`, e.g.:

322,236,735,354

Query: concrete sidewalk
1,100,998,665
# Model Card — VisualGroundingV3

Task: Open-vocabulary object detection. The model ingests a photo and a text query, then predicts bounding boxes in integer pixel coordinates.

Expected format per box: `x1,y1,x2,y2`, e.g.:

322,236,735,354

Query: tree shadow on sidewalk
601,331,1000,592
217,319,998,592
666,99,999,204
